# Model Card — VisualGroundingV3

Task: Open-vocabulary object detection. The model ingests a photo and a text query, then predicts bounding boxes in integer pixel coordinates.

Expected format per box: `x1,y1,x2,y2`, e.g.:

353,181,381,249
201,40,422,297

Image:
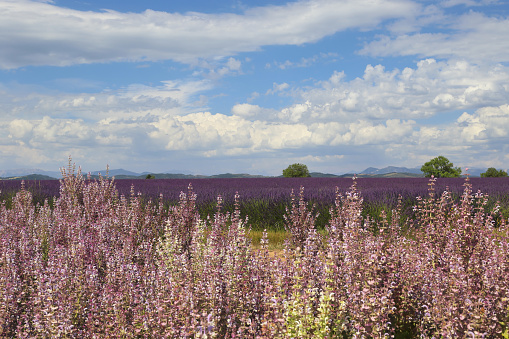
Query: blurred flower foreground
1,162,509,338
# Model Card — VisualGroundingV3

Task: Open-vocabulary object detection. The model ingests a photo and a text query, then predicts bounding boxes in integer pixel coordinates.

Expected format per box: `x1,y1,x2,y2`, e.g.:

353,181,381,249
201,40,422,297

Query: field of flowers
1,163,509,337
2,173,509,230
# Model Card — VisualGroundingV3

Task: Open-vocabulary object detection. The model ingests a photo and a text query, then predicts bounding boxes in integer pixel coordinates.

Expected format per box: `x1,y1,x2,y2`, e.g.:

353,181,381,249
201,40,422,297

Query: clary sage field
0,163,509,337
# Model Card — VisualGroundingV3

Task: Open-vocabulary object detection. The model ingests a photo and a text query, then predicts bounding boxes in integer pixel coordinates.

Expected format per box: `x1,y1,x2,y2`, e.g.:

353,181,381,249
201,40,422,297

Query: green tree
145,174,155,179
481,167,508,177
283,163,311,178
421,156,462,178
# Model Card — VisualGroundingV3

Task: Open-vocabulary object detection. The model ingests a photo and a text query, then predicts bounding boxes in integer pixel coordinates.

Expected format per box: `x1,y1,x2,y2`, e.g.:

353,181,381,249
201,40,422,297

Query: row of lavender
0,164,508,337
2,175,509,229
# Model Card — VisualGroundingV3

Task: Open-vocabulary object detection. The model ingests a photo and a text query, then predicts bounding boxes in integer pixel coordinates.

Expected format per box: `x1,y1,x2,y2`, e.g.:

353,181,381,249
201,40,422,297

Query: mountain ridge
360,166,422,175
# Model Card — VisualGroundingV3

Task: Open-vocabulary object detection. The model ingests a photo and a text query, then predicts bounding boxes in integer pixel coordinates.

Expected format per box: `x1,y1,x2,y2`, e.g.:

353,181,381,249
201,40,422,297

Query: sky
1,0,508,175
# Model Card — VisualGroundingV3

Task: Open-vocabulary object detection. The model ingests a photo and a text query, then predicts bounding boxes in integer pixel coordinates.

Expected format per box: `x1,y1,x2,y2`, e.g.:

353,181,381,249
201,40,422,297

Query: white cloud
231,103,278,119
0,0,418,69
273,59,509,123
8,119,33,139
1,101,507,173
0,79,212,122
149,113,251,151
361,12,509,63
384,103,509,168
343,119,415,145
31,116,91,144
441,0,478,6
0,144,50,165
279,101,311,122
299,154,345,163
271,52,338,70
265,82,290,95
225,57,241,72
440,0,500,7
464,104,509,139
191,57,243,79
385,4,445,34
145,111,417,156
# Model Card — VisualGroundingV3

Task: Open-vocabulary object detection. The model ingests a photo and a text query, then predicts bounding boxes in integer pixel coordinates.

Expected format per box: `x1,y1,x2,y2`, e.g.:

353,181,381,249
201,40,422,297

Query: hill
0,174,58,181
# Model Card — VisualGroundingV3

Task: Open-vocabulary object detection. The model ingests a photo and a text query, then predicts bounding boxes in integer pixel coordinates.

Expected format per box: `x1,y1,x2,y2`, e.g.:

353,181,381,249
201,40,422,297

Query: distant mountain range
356,165,485,177
309,166,424,178
360,166,422,175
0,165,488,180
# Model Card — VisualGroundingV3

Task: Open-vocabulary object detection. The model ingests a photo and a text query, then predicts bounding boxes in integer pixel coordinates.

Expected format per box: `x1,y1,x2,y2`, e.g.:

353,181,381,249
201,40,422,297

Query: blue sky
1,0,508,175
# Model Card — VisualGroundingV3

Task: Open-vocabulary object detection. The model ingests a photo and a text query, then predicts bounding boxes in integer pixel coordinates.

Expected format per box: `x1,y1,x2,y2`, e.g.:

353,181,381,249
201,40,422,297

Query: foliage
421,155,462,178
1,160,509,337
145,174,156,179
283,163,311,178
481,167,508,177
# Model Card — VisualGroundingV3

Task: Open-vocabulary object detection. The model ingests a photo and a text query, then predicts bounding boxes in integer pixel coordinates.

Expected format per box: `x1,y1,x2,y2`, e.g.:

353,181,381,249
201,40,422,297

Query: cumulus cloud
273,59,509,123
383,103,509,167
145,112,416,155
231,103,279,120
0,0,417,69
8,119,33,139
459,104,509,140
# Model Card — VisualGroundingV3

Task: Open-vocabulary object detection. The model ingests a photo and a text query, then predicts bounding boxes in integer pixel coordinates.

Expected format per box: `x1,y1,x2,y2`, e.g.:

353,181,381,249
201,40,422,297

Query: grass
249,229,287,251
248,228,332,254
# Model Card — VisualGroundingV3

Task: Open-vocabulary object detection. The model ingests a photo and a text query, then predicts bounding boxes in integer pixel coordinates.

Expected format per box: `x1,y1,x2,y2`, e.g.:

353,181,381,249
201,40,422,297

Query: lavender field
2,175,509,230
1,165,509,337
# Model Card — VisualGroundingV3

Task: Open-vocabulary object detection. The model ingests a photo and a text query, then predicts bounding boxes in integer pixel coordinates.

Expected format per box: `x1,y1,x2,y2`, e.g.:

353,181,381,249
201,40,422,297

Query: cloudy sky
1,0,508,175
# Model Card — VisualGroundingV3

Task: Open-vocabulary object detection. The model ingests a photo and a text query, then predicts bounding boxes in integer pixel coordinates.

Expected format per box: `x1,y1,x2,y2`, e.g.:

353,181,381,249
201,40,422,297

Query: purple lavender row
3,177,509,206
